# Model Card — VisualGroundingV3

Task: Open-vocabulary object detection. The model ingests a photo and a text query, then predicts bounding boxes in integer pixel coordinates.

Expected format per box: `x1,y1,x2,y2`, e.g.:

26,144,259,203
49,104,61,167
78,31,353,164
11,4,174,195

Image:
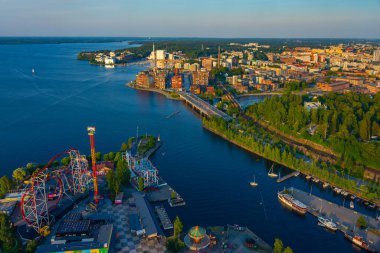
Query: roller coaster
20,127,100,235
20,148,91,234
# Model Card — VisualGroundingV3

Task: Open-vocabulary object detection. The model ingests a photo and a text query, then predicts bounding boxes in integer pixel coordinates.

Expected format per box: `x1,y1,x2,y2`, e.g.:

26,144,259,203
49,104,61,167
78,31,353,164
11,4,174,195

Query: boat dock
155,206,173,230
288,187,380,251
277,171,299,183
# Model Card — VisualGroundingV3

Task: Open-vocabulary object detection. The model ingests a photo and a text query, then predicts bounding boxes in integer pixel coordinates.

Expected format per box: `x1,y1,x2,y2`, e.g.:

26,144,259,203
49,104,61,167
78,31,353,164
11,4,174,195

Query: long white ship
278,192,308,215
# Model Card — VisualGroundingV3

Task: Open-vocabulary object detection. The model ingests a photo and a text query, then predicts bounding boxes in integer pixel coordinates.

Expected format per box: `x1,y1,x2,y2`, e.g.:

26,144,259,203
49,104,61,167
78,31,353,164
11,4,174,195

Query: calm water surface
0,40,371,252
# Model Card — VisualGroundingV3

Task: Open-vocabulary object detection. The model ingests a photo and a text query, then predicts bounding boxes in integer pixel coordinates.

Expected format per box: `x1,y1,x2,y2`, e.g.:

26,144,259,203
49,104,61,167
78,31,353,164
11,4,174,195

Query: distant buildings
192,69,209,86
201,58,214,71
135,42,380,95
136,71,154,88
317,81,350,92
373,50,380,62
171,71,183,91
104,57,115,66
155,71,167,89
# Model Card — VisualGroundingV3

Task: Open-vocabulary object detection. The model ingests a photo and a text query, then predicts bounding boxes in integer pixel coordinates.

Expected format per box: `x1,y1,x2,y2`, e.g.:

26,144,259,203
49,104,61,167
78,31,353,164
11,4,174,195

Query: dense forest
246,93,380,172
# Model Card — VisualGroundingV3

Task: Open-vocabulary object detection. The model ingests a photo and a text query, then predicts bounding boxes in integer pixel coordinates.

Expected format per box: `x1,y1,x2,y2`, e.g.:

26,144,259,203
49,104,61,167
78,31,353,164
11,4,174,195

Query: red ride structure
21,148,89,233
87,126,99,204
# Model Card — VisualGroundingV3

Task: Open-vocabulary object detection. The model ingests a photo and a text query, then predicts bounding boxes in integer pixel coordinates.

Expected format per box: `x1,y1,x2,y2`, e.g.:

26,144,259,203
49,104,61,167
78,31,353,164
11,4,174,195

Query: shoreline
203,124,380,206
126,81,184,101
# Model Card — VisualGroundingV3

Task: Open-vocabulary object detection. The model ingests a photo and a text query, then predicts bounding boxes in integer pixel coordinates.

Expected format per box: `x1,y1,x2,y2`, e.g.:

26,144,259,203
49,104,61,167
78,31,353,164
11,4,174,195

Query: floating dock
276,171,299,183
155,206,173,230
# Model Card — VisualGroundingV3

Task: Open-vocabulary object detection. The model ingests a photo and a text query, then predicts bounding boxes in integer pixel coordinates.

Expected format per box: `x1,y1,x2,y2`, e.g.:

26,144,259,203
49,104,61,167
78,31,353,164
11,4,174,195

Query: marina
289,187,380,252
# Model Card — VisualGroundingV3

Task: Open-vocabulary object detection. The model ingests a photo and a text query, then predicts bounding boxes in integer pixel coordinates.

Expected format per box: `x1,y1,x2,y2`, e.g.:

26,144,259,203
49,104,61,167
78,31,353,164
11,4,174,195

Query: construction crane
87,126,99,204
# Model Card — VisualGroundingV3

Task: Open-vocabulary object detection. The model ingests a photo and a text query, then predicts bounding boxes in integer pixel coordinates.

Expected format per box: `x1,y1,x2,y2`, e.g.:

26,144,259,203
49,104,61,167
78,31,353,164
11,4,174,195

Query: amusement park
0,126,275,253
0,126,169,253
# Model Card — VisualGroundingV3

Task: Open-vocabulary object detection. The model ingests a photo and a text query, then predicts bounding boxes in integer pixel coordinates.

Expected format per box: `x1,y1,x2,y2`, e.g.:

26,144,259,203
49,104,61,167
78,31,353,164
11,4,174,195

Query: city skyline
1,0,380,38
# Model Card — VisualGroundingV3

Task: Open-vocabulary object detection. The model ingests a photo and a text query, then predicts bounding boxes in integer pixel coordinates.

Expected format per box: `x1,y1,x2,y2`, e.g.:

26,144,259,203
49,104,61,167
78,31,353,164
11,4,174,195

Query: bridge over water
178,92,231,121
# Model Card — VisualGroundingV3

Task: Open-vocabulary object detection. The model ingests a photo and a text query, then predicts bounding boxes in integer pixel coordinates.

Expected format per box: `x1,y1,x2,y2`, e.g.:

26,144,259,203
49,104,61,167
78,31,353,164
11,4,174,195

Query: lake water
0,39,372,252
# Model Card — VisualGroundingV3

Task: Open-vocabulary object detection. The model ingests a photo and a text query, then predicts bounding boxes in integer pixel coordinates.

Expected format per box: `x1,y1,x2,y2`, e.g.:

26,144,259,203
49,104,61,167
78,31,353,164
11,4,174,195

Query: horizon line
1,36,380,40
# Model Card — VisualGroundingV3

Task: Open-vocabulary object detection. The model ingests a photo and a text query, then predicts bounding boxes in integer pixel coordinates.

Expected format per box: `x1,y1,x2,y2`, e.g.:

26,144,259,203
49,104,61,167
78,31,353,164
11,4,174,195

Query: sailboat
268,164,278,178
250,175,258,187
350,201,355,209
32,68,35,74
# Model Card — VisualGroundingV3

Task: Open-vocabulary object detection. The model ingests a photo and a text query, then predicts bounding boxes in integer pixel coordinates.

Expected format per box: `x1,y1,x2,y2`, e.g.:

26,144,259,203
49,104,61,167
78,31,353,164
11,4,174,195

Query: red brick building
136,71,154,88
171,74,183,90
190,85,201,94
192,70,209,86
201,58,213,71
317,81,350,92
206,86,215,95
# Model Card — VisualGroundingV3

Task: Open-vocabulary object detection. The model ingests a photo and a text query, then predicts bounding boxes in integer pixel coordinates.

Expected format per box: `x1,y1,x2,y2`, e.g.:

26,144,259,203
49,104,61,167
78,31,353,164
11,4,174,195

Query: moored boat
322,182,329,189
250,175,258,187
350,201,355,209
318,216,337,232
344,233,376,252
278,192,308,215
305,175,312,180
268,164,278,178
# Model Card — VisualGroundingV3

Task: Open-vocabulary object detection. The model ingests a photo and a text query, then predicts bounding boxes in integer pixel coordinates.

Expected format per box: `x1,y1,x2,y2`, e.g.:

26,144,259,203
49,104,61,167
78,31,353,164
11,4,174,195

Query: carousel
184,226,210,251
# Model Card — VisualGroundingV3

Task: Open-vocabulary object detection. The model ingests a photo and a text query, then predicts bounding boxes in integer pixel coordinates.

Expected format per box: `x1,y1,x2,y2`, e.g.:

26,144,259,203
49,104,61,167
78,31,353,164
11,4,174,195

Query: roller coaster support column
87,126,99,204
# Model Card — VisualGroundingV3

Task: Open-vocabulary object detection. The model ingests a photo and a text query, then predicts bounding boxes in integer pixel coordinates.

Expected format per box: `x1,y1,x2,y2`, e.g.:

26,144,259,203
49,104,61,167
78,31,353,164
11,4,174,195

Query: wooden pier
155,206,173,230
276,171,299,183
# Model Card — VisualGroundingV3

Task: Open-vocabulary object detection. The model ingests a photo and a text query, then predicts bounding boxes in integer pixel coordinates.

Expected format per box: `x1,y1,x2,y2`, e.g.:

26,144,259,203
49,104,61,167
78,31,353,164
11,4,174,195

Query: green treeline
78,40,269,62
203,116,380,202
246,92,380,173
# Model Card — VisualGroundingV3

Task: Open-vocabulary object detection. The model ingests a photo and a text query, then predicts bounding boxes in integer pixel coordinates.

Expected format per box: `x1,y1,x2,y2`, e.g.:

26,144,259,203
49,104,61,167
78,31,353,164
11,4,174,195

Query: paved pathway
101,200,167,253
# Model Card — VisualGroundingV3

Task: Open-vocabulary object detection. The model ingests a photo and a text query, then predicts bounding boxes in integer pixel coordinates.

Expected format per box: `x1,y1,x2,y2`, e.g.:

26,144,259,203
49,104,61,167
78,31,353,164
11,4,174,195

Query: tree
106,170,121,199
60,157,71,166
138,177,144,192
359,119,369,140
95,152,102,161
356,216,367,229
116,159,130,186
25,163,36,175
0,214,16,251
12,168,26,185
165,237,185,253
274,238,284,253
120,142,128,152
283,246,294,253
108,152,116,161
26,240,38,253
173,216,183,238
0,176,13,198
372,121,380,137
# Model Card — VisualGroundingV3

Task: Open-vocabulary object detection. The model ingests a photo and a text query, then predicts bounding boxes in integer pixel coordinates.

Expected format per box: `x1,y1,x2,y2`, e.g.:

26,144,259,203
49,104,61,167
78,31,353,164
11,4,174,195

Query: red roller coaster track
20,148,89,232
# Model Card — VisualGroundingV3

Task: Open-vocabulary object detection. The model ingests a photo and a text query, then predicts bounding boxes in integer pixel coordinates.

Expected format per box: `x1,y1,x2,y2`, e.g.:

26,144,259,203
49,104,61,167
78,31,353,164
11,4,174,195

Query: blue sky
0,0,379,38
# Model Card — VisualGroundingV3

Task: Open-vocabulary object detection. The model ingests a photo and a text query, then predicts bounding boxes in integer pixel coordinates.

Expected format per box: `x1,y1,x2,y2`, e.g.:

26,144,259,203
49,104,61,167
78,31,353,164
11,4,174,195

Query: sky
0,0,379,38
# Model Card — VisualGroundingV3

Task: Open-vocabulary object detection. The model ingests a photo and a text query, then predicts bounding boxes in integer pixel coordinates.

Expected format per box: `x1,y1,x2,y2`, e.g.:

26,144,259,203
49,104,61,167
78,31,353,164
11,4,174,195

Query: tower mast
153,43,157,68
87,126,99,204
218,46,221,68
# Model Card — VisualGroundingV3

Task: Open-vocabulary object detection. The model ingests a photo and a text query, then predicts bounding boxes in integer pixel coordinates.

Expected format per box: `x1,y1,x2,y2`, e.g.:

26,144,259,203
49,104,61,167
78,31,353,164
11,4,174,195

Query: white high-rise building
148,50,166,60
